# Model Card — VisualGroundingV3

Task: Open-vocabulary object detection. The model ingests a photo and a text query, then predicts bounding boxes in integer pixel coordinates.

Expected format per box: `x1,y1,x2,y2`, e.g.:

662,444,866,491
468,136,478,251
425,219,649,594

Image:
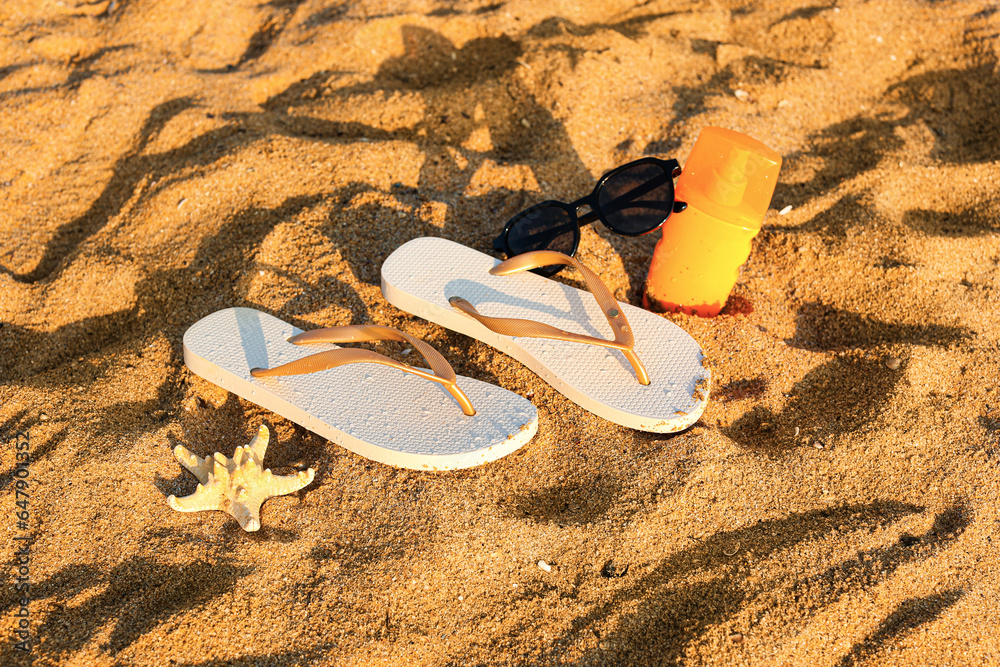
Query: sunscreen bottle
643,127,782,317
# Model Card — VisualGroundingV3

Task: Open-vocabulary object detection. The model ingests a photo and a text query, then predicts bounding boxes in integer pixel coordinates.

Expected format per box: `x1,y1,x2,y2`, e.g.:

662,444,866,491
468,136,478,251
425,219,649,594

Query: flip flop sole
183,308,538,470
381,237,710,433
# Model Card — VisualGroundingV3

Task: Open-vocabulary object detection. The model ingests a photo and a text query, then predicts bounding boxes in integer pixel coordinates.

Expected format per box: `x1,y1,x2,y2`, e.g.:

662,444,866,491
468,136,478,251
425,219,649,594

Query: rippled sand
1,0,999,665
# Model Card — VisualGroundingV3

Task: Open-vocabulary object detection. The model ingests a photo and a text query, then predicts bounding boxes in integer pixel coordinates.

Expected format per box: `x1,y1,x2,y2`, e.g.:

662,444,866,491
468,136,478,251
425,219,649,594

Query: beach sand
1,0,999,664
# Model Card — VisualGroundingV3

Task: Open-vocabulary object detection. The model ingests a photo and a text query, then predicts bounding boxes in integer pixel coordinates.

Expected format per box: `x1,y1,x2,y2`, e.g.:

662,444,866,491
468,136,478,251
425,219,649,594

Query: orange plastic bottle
643,127,782,317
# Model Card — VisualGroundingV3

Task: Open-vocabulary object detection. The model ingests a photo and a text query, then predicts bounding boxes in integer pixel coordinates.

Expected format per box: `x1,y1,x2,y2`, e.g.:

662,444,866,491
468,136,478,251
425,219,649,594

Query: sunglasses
493,157,688,277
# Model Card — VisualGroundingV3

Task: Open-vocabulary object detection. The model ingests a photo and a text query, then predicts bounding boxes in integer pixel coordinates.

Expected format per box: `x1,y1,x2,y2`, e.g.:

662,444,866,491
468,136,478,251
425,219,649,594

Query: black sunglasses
493,157,687,277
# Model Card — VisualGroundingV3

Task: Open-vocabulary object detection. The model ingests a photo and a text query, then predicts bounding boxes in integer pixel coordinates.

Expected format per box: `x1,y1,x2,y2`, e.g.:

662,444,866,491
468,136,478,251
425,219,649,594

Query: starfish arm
172,445,212,483
239,452,258,477
230,500,262,532
263,468,316,497
211,455,232,485
248,424,269,462
167,486,219,513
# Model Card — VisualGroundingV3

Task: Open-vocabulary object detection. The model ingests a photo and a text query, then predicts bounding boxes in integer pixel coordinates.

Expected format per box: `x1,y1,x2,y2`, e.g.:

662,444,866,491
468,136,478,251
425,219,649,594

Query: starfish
167,424,315,532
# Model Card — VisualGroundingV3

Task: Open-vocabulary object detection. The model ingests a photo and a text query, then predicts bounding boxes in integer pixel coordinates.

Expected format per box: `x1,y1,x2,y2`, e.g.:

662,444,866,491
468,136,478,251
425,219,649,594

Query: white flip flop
182,308,538,470
381,237,710,433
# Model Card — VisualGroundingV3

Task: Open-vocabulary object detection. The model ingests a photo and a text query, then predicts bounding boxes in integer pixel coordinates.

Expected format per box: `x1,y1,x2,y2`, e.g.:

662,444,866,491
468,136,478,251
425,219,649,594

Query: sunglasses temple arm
571,196,678,229
601,173,670,212
577,209,599,226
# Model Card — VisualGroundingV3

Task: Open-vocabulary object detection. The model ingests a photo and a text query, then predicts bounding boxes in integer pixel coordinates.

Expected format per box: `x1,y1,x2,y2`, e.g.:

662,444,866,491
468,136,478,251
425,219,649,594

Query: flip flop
381,237,710,433
182,308,538,470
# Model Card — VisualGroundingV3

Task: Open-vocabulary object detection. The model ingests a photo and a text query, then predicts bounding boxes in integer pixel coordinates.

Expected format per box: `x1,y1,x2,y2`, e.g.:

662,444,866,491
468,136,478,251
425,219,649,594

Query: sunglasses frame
493,157,687,276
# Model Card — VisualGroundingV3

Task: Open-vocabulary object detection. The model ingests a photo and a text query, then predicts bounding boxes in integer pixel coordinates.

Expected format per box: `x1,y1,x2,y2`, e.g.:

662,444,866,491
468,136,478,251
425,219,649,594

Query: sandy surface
2,0,999,665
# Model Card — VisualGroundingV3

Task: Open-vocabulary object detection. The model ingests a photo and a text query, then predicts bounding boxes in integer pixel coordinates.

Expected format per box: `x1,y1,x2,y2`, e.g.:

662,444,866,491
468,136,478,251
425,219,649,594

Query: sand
1,0,999,664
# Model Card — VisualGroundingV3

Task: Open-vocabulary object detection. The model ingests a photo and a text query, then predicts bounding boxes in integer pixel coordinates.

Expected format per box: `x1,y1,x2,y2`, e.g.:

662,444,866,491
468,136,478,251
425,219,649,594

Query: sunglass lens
505,203,577,256
597,162,674,235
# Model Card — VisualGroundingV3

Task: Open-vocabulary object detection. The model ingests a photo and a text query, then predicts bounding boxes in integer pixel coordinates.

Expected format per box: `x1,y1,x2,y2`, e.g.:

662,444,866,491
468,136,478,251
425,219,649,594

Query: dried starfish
167,424,314,532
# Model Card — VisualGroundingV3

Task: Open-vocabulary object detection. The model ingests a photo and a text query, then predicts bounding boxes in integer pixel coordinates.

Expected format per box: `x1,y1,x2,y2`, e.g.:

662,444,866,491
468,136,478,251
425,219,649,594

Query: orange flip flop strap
448,251,650,385
250,324,476,415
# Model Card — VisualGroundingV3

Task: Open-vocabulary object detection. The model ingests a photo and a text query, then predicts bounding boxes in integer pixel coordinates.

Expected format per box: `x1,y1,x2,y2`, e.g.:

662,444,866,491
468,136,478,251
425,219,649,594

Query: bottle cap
675,127,782,231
